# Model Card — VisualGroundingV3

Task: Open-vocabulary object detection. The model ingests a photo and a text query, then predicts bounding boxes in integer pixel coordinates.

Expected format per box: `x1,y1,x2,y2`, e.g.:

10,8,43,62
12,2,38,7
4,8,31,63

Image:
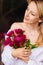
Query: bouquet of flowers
3,29,37,49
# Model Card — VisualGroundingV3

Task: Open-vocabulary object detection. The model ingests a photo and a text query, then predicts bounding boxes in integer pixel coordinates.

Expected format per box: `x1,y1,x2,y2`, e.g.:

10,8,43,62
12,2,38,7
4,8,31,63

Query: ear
39,19,42,23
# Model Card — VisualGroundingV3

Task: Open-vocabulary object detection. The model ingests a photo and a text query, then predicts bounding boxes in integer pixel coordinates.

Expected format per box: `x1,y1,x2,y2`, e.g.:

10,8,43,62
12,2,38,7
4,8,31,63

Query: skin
23,1,39,24
11,1,42,63
12,47,31,63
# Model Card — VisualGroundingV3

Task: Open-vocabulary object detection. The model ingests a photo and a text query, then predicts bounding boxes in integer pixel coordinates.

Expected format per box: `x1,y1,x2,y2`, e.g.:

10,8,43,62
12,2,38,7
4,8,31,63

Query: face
23,1,39,24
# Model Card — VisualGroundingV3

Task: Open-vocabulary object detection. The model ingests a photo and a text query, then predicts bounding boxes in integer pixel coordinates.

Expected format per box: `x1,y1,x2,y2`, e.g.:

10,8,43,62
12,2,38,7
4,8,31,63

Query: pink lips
24,17,29,21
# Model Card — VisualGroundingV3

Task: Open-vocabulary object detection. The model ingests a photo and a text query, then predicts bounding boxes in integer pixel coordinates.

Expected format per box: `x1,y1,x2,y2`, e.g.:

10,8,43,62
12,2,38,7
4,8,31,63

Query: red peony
13,34,26,47
3,37,11,46
14,29,24,35
3,29,37,49
0,33,4,41
7,31,14,37
9,41,14,47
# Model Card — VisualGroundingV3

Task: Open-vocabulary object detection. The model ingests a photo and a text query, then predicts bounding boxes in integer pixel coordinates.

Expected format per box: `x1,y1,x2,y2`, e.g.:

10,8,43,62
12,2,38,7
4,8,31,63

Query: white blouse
1,29,43,65
1,45,43,65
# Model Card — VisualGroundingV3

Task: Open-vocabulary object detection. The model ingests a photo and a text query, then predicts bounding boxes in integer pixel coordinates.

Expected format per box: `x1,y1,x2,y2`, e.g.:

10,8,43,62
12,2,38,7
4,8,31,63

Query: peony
13,34,26,48
14,29,24,35
3,37,11,46
0,33,4,41
9,41,14,47
3,29,37,49
7,31,14,37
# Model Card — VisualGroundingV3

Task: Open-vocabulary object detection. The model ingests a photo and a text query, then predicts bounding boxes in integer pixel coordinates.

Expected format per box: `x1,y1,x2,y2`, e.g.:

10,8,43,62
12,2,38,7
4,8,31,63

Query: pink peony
13,34,26,47
3,29,33,49
7,31,14,37
3,37,11,46
9,41,14,47
19,34,26,44
14,36,21,44
15,29,24,35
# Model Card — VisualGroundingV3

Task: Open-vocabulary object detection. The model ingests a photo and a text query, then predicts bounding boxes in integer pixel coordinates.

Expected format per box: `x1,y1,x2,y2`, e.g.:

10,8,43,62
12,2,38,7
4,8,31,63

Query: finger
23,54,29,57
24,49,31,52
21,56,28,60
23,52,31,57
22,57,29,63
20,56,29,63
23,50,31,55
28,51,31,54
21,47,26,50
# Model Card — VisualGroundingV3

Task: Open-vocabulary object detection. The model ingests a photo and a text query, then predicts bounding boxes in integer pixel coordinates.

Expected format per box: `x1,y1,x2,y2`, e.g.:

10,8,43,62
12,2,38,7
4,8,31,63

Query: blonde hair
27,0,43,32
27,0,43,21
27,0,43,46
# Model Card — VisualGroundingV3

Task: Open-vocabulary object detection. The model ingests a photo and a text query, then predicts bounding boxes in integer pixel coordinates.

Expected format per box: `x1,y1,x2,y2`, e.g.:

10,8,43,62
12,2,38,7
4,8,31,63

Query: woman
1,0,43,65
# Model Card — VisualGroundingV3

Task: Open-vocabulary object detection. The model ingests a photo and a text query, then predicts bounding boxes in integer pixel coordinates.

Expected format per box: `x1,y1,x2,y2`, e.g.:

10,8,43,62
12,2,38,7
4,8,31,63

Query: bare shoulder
10,22,24,30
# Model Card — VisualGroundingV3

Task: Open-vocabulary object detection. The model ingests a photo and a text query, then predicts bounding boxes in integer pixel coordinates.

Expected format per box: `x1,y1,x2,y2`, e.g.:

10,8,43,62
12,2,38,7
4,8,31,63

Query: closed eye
31,12,35,16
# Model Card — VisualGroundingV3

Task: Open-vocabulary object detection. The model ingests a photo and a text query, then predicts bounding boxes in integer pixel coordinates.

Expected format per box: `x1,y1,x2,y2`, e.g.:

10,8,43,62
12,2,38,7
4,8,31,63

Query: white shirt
1,45,43,65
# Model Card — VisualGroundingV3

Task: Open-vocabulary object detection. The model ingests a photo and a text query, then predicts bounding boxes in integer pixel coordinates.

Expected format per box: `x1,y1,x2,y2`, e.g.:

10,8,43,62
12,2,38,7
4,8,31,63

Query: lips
24,17,29,21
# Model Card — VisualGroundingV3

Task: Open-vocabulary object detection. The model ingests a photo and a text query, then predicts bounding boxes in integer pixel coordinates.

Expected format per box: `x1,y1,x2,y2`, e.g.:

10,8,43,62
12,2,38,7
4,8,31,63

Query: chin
24,19,35,24
24,20,33,24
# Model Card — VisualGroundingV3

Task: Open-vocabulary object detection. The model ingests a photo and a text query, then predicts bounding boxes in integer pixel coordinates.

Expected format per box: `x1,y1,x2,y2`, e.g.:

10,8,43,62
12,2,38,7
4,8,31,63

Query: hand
12,47,25,58
20,48,31,63
11,47,31,63
20,56,29,63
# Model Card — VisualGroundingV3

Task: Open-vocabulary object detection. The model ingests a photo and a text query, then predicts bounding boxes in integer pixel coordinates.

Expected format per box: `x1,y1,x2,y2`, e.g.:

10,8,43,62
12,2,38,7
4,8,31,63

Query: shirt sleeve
1,45,17,65
27,59,43,65
27,47,43,65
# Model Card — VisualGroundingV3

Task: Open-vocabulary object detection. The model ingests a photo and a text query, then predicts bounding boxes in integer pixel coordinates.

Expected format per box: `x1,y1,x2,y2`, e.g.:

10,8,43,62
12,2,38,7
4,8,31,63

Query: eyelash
31,13,35,16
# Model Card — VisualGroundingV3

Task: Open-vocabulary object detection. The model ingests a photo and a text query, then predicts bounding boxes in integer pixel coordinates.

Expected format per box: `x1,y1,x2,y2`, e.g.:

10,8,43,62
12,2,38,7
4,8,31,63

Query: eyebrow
31,10,38,15
27,6,38,15
31,11,36,14
27,6,36,14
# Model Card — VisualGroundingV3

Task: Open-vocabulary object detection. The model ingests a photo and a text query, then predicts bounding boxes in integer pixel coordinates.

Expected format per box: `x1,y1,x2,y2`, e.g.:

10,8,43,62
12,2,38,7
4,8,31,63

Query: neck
24,22,39,30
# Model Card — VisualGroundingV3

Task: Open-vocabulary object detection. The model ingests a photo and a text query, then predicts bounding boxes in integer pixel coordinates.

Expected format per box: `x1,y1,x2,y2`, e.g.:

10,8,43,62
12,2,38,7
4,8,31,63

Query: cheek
30,16,38,22
29,16,35,22
34,17,39,22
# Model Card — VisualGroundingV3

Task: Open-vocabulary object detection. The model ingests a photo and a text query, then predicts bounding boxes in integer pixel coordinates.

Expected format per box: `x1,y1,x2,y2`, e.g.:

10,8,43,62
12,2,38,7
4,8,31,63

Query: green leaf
13,45,18,49
20,45,23,48
26,40,30,47
31,45,37,49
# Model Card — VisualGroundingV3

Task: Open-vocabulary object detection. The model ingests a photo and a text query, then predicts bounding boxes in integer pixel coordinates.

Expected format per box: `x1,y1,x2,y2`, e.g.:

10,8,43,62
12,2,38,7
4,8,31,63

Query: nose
26,9,30,17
